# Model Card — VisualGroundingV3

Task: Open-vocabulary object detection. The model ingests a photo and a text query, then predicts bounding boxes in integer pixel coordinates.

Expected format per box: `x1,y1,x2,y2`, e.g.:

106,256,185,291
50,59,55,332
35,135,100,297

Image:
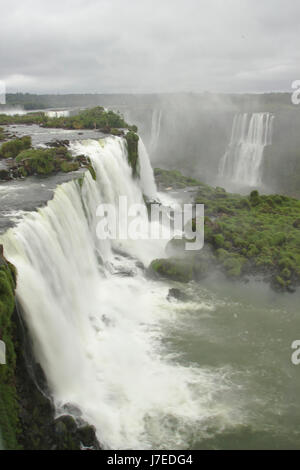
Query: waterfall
0,136,230,449
45,110,70,118
218,112,274,187
149,109,162,154
138,138,157,199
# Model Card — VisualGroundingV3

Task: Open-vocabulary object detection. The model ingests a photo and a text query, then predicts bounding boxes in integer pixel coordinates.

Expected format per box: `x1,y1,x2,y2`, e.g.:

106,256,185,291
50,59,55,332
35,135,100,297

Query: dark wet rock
167,288,187,301
287,284,296,293
0,169,11,181
99,126,125,136
45,139,70,148
13,302,101,450
117,268,135,277
77,424,99,448
75,154,90,165
52,413,99,449
5,158,18,170
293,218,300,229
135,261,145,270
53,415,99,450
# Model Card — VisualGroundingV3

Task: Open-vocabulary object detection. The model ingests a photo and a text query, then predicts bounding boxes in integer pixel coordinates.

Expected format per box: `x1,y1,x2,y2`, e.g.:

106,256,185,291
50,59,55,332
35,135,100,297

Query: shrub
125,131,139,176
282,267,291,279
0,136,31,159
60,161,79,173
150,258,194,283
250,190,260,206
213,234,225,248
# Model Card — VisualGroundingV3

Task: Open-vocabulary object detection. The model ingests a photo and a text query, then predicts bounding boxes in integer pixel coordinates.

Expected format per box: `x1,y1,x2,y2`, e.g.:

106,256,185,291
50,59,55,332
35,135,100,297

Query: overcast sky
0,0,299,94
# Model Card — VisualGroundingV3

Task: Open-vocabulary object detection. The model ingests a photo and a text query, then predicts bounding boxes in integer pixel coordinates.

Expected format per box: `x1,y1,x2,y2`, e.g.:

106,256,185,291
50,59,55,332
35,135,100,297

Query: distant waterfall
218,113,274,187
138,138,157,199
149,109,162,154
45,110,70,118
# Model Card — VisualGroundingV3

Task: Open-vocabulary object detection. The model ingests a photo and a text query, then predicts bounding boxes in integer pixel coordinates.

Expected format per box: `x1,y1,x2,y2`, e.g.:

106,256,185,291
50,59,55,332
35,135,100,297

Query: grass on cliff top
0,135,83,177
15,146,77,176
154,167,202,189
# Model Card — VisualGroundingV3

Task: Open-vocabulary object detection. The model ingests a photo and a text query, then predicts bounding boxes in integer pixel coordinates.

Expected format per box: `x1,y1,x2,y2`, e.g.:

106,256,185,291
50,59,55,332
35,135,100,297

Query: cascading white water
218,113,274,187
0,107,27,116
69,138,163,264
138,138,157,199
45,110,70,118
0,136,241,449
149,109,162,154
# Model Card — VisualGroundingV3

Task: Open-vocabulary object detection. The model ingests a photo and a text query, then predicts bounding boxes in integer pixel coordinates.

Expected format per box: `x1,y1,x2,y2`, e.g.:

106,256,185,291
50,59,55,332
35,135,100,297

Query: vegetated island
0,107,139,181
150,168,300,293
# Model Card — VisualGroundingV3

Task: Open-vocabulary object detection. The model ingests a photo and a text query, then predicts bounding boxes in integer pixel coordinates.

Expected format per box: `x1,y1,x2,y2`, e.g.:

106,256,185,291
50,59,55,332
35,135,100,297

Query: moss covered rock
125,131,139,176
60,161,80,173
0,136,31,159
0,248,19,449
149,258,194,283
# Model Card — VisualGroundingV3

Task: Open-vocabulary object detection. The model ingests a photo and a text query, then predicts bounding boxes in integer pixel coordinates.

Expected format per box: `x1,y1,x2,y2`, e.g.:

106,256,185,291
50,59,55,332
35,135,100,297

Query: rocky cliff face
0,246,100,450
0,246,19,449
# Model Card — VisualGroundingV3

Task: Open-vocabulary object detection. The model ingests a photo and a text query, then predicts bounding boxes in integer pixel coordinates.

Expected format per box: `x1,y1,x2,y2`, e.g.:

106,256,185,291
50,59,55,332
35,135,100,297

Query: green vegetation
150,258,194,283
0,112,47,126
43,107,129,130
0,137,88,180
0,136,31,159
125,131,139,176
15,146,79,176
0,127,6,141
154,168,201,189
0,254,19,449
0,107,134,133
153,169,300,292
60,160,80,173
0,107,139,180
195,187,300,290
88,165,96,181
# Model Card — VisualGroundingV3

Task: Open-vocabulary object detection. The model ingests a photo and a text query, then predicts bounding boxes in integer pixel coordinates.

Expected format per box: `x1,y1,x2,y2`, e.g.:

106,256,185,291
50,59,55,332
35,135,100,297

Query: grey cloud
0,0,299,93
